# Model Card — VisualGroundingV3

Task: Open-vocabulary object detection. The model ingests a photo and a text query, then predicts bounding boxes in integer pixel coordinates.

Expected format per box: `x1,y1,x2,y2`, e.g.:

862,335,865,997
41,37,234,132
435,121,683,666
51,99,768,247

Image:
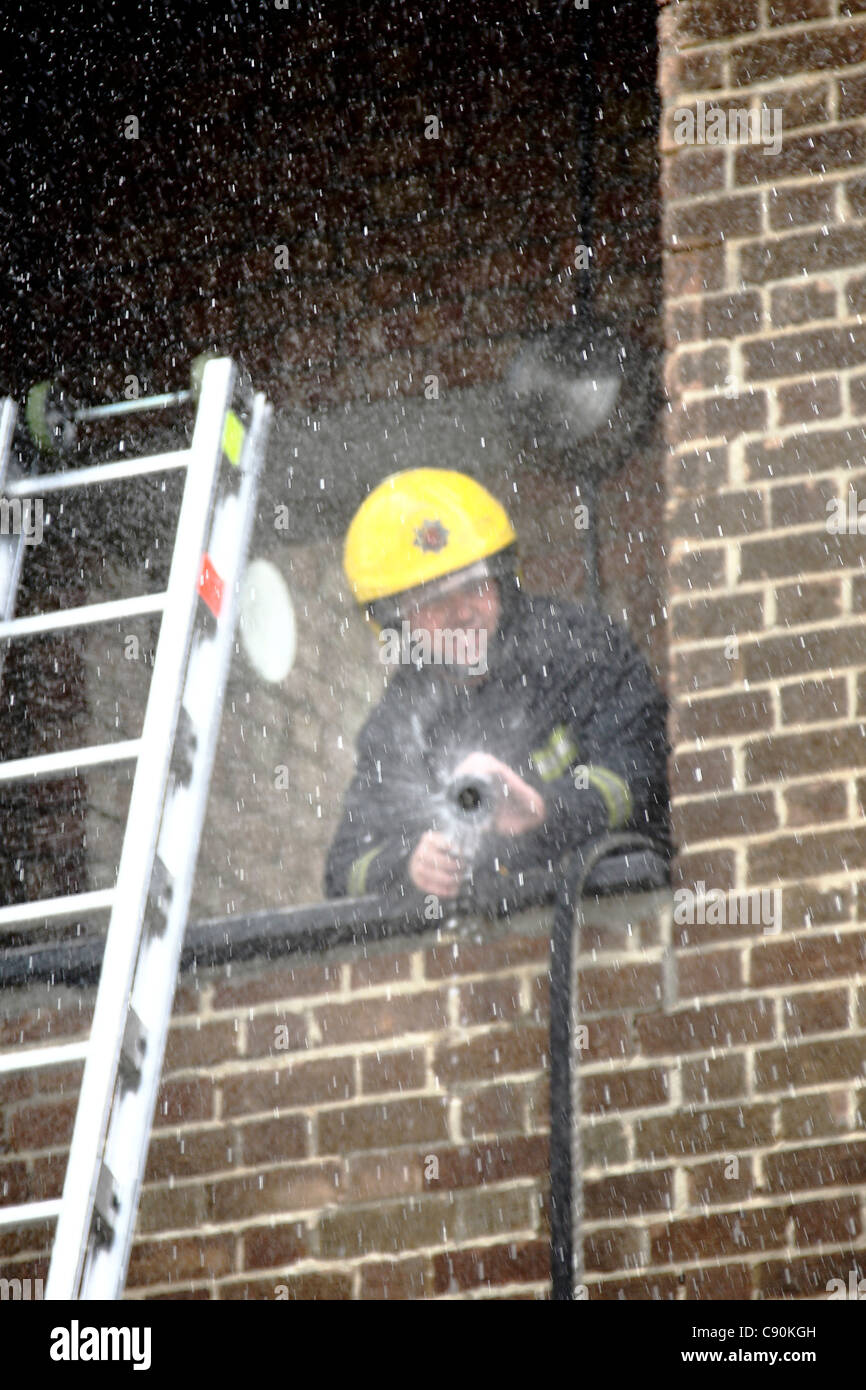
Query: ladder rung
0,592,166,640
0,1040,89,1074
6,448,192,497
0,888,115,927
0,1199,61,1229
0,739,141,782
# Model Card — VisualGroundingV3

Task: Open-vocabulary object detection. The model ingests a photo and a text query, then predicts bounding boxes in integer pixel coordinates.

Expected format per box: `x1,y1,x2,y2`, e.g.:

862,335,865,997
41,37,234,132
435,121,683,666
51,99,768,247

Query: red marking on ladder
197,553,224,618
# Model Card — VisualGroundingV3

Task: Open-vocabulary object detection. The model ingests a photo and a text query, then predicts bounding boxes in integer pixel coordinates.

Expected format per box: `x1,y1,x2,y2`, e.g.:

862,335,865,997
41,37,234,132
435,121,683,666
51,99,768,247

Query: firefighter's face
407,578,500,641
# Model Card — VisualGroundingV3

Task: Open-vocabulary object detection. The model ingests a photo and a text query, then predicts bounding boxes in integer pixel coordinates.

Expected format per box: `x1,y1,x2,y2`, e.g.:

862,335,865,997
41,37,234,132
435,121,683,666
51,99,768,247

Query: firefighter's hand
452,752,545,836
408,830,464,897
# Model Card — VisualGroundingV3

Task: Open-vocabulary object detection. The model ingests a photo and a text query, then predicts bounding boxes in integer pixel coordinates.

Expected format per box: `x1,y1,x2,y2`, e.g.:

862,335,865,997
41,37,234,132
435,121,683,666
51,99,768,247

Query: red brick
758,1252,860,1299
745,425,866,480
312,990,447,1046
588,1271,679,1300
127,1235,234,1288
145,1128,238,1184
235,1115,309,1168
225,1271,352,1300
651,1208,787,1264
220,1058,355,1119
343,1150,426,1204
358,1256,433,1299
755,1036,866,1091
675,49,727,94
678,948,743,1000
456,977,523,1027
671,487,766,541
318,1194,456,1259
434,1135,547,1191
432,1238,548,1293
211,961,342,1010
685,1264,754,1299
733,31,866,90
318,1096,450,1156
359,1047,426,1095
783,1091,854,1143
784,779,848,826
635,1103,776,1161
677,0,760,42
433,1027,547,1086
670,592,763,643
681,1053,747,1102
666,196,762,251
664,245,726,298
669,747,735,797
577,962,663,1014
764,1138,866,1193
685,1155,755,1206
164,1021,239,1073
769,278,837,326
153,1078,214,1128
791,1196,861,1246
744,322,866,381
669,289,763,341
206,1162,341,1222
460,1080,532,1139
584,1169,672,1222
745,727,866,784
424,936,547,979
747,826,866,884
244,1011,310,1057
241,1221,310,1271
349,951,417,990
782,882,853,931
9,1100,77,1151
775,577,843,626
582,1066,669,1114
584,1226,644,1274
783,988,850,1038
776,376,842,427
779,675,847,725
676,789,776,842
635,999,775,1056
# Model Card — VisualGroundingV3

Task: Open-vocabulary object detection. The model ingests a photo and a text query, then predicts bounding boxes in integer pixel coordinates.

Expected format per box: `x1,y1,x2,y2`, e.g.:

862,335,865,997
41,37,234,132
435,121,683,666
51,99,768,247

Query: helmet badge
413,519,449,552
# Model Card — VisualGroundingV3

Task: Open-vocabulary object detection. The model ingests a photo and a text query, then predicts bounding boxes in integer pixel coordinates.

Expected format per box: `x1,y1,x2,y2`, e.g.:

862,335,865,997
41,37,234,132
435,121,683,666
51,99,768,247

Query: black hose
549,832,670,1301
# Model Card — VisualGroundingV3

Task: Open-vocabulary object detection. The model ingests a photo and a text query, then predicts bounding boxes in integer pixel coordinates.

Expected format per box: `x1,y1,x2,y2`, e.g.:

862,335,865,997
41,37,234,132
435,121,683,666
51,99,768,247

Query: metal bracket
118,1008,147,1089
92,1163,120,1247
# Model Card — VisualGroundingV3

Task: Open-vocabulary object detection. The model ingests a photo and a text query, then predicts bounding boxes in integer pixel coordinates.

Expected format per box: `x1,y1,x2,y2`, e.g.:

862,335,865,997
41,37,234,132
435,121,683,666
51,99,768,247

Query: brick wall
3,0,864,1303
658,0,866,1297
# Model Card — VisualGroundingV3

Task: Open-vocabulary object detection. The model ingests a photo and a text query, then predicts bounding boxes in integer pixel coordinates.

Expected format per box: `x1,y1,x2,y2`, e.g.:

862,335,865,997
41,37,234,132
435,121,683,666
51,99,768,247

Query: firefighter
325,468,670,904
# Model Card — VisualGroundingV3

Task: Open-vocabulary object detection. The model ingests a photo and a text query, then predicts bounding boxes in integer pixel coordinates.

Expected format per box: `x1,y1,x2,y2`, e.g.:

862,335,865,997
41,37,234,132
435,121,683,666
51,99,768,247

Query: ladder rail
43,358,236,1300
38,359,270,1300
0,398,26,686
83,387,271,1299
0,358,270,1293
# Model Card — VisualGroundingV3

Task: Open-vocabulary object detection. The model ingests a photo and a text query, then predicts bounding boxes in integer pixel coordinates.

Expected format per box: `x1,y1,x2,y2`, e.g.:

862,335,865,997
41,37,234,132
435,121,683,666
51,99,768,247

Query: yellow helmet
344,469,517,607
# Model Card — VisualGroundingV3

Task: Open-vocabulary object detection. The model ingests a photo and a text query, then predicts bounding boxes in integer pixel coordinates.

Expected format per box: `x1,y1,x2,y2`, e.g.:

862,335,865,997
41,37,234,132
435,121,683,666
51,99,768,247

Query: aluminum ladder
0,356,272,1298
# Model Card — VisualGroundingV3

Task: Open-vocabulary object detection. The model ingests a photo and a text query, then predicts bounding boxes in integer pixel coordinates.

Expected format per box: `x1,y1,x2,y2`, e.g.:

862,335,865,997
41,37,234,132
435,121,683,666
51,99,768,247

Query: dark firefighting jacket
324,589,671,904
